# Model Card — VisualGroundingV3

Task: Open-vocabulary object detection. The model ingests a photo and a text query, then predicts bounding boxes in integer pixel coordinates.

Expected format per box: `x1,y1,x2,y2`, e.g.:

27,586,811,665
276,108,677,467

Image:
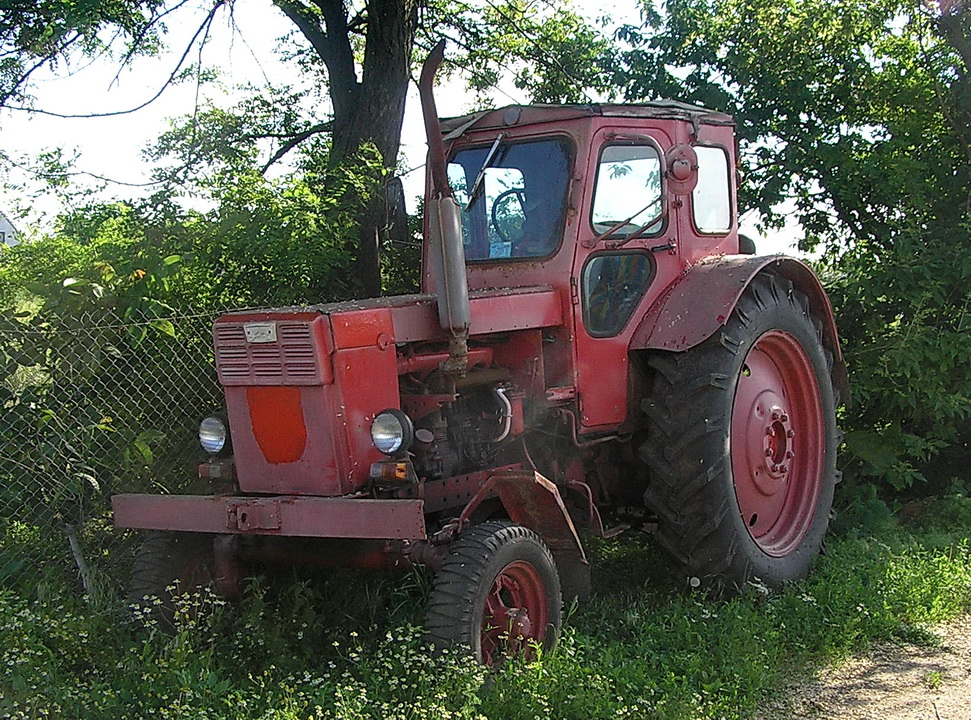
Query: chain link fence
0,307,225,599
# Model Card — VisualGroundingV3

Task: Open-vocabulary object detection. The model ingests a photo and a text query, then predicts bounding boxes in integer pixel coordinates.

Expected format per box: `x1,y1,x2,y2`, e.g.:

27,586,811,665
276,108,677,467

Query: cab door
571,126,675,431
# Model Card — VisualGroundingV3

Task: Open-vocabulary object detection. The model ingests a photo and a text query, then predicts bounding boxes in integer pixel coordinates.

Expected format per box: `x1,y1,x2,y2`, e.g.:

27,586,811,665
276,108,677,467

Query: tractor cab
425,102,741,431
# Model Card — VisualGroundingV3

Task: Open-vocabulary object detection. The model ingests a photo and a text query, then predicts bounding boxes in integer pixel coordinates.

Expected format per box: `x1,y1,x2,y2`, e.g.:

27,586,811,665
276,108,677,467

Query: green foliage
0,140,388,584
2,507,970,719
380,206,423,297
0,0,166,106
616,0,971,495
0,204,202,554
823,225,971,493
146,86,331,193
181,148,385,308
424,0,618,104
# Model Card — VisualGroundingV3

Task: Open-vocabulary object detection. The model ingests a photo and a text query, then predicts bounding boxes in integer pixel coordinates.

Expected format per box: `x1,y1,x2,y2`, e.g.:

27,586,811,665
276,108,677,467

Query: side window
582,252,655,337
692,146,732,233
591,144,663,236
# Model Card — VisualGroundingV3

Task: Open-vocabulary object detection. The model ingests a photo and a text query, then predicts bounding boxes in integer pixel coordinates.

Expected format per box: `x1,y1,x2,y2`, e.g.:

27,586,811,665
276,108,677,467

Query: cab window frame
589,138,667,239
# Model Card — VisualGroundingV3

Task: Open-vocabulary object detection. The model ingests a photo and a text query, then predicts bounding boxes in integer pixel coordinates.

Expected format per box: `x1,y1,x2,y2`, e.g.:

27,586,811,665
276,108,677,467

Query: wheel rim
731,330,825,557
480,560,549,666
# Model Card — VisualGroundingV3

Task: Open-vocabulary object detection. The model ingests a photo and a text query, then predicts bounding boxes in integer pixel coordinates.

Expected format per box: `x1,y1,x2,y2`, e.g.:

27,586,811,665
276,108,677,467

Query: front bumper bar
112,493,427,540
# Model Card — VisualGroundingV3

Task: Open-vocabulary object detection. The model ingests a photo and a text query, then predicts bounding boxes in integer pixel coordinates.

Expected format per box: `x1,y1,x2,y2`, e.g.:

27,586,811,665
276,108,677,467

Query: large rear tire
641,273,838,590
425,521,562,665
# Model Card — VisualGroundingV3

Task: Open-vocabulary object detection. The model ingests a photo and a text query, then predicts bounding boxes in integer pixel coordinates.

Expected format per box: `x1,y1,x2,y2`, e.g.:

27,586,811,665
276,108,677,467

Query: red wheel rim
480,560,549,666
731,330,825,557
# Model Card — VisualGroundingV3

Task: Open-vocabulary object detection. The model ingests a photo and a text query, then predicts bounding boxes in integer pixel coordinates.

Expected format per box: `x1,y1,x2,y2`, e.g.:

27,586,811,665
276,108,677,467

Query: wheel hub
480,560,547,665
731,330,825,557
761,405,795,482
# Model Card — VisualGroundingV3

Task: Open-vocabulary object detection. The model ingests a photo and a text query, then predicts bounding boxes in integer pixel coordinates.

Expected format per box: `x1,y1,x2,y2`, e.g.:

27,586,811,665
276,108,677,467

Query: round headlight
371,409,414,456
199,415,230,455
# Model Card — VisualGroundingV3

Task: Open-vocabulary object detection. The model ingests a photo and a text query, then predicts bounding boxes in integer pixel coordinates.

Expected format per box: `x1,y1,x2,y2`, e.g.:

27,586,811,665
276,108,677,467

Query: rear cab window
692,146,732,234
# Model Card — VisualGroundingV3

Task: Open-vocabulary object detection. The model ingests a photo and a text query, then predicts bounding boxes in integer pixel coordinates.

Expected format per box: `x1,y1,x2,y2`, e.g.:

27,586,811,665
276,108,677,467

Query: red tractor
114,45,844,665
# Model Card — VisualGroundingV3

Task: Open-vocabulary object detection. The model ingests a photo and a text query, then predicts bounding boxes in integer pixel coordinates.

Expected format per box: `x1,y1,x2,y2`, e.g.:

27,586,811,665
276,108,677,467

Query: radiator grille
214,321,324,385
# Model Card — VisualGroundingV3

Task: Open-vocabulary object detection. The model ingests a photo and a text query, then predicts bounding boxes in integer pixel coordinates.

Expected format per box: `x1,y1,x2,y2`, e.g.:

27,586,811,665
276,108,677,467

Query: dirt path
755,615,971,720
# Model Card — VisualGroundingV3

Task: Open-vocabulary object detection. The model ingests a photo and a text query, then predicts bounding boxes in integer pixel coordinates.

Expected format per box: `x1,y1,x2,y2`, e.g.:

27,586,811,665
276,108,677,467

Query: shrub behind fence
0,308,223,597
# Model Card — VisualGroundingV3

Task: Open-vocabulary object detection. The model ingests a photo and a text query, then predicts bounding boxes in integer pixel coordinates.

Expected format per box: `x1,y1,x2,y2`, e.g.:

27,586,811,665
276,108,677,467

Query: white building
0,211,19,246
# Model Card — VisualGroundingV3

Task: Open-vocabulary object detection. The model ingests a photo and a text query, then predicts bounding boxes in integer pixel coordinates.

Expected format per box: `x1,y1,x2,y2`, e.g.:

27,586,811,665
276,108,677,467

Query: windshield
447,139,571,261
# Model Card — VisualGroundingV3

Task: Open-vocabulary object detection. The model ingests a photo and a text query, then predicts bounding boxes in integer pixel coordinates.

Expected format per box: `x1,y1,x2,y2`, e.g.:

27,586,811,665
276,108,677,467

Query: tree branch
259,121,333,173
2,32,84,106
110,0,198,86
935,2,971,74
5,1,227,119
273,0,358,120
478,0,596,103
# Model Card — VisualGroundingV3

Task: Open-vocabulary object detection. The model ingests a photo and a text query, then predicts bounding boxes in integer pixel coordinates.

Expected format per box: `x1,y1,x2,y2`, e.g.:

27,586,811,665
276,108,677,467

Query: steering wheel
490,188,527,244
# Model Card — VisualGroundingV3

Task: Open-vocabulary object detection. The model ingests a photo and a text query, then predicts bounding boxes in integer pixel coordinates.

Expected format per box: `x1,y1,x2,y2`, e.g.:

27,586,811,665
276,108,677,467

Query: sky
0,0,799,253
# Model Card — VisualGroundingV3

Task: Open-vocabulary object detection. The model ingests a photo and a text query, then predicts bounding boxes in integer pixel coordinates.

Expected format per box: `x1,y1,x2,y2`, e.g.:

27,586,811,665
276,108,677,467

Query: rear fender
630,255,848,397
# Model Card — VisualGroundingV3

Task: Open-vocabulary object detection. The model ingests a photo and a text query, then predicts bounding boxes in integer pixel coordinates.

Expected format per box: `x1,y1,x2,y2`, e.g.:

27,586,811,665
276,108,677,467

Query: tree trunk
341,0,418,298
330,0,418,169
277,0,419,298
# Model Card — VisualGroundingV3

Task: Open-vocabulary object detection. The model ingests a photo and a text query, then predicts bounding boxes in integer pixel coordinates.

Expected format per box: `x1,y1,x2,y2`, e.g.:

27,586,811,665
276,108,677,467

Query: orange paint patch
247,387,308,464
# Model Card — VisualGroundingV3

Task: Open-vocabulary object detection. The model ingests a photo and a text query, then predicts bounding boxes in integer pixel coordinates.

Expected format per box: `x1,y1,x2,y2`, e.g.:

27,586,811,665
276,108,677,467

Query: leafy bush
615,0,971,497
0,144,389,595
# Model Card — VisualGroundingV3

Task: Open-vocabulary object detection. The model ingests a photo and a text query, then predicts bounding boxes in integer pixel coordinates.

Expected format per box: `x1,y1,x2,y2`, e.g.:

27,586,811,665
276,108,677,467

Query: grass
2,494,971,720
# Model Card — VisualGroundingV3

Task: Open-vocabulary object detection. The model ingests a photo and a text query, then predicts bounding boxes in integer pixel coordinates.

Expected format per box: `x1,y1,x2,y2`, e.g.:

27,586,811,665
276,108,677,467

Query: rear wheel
128,531,215,630
425,521,562,665
641,273,838,589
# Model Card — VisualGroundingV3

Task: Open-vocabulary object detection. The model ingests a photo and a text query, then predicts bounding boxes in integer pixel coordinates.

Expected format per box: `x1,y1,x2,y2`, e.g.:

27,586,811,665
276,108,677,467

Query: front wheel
128,531,216,630
425,521,562,665
641,273,838,590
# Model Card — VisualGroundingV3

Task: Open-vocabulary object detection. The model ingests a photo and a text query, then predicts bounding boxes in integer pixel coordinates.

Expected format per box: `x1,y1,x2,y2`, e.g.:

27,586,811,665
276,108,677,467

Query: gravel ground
754,615,971,720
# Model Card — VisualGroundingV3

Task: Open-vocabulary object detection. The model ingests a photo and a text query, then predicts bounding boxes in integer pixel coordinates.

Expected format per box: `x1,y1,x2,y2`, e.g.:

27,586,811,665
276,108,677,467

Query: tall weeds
3,496,970,720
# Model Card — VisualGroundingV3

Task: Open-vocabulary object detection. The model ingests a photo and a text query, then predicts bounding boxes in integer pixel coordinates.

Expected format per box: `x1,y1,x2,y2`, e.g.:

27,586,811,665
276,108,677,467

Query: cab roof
440,101,735,138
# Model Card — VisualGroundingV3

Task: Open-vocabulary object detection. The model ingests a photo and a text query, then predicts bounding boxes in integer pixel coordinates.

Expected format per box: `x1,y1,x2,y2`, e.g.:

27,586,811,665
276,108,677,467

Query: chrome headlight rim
371,409,414,456
199,413,232,457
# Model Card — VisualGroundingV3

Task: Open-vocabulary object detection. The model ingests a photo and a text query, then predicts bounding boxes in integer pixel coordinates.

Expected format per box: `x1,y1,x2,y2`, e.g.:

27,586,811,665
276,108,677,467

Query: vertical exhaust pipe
419,41,471,378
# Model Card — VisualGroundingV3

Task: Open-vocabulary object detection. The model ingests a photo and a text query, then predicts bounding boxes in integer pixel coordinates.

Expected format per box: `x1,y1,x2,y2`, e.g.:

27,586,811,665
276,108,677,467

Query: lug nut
787,429,795,438
786,450,795,459
781,413,789,422
780,465,788,473
765,449,773,457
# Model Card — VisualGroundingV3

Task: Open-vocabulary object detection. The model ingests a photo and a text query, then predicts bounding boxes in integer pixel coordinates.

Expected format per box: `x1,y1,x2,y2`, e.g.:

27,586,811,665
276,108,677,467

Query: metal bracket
566,480,629,539
227,499,281,532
